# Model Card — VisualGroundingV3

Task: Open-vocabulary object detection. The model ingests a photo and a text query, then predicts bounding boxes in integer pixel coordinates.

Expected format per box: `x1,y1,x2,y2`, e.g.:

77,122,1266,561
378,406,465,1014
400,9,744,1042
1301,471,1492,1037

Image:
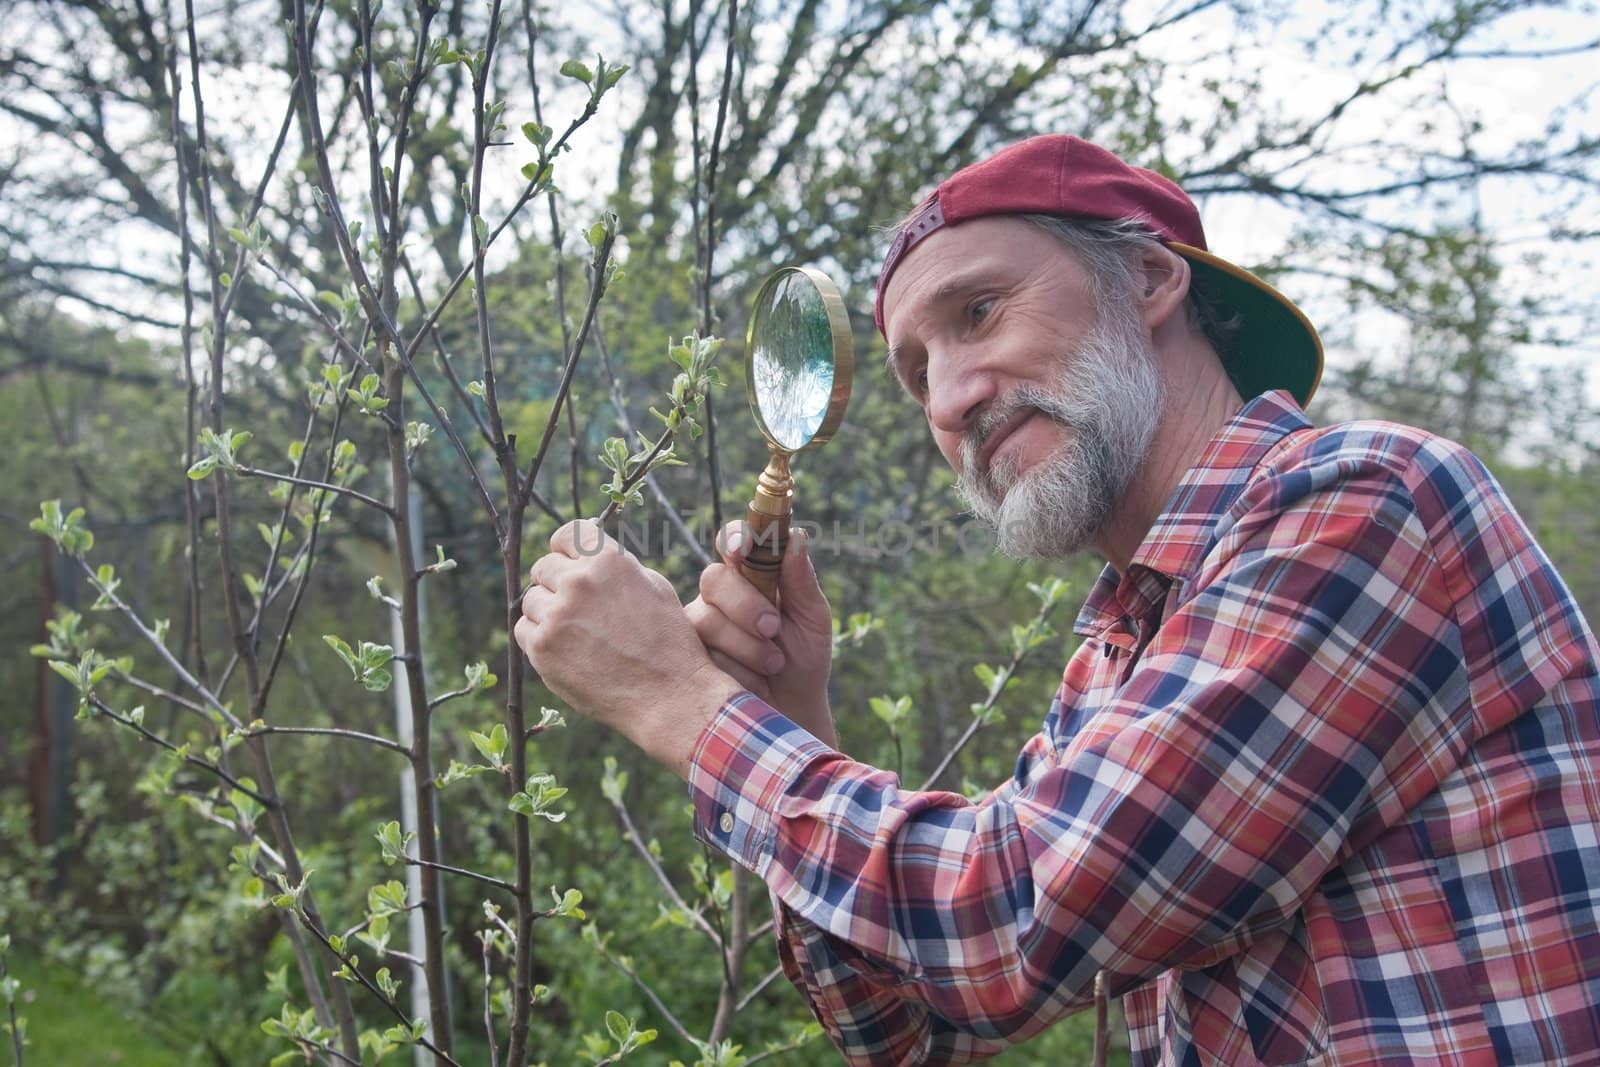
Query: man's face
881,216,1166,559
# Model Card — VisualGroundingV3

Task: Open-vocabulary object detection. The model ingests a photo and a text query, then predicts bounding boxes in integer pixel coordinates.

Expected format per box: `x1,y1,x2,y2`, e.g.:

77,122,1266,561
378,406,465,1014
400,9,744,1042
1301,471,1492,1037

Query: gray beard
955,311,1166,561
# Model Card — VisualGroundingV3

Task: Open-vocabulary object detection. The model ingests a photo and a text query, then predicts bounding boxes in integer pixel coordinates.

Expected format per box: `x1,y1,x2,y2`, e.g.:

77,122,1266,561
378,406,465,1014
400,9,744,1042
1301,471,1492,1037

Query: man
516,135,1600,1065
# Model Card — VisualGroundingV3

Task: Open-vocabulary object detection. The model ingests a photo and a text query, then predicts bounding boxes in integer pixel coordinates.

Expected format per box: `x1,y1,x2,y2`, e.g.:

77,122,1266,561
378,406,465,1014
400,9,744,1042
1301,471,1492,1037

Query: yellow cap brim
1169,241,1324,407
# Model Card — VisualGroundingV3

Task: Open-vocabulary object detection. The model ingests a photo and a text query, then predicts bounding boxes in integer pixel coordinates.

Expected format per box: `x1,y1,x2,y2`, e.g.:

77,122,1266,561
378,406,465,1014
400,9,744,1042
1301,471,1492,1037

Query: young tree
5,1,1597,1065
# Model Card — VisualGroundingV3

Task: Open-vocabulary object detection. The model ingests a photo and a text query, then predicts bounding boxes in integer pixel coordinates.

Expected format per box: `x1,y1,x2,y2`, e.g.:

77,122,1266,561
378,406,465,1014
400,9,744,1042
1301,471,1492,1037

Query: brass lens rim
744,265,854,454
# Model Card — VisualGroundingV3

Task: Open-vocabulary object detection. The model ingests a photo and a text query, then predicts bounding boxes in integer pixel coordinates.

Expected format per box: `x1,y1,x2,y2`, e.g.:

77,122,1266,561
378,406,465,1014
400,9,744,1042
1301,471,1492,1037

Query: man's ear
1136,244,1191,334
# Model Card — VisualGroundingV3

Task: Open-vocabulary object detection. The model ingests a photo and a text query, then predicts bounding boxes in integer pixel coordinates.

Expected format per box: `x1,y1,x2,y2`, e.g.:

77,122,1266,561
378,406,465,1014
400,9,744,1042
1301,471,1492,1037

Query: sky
6,0,1597,444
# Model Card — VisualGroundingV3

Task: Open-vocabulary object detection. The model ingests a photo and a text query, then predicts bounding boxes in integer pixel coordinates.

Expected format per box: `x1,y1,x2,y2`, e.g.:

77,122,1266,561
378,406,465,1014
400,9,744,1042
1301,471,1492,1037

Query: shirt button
718,812,735,834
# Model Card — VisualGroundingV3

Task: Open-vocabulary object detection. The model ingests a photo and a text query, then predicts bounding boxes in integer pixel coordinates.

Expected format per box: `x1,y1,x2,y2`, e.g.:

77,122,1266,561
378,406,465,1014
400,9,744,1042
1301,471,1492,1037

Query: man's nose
925,349,996,436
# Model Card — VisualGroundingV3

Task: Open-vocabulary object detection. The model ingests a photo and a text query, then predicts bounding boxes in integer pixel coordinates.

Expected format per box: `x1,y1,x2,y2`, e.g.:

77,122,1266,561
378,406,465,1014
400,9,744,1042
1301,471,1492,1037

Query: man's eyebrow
927,269,996,306
882,266,1001,381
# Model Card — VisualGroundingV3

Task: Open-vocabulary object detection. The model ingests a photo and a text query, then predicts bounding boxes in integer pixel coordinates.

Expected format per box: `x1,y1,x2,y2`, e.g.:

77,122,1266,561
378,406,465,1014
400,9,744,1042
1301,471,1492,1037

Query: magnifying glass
739,266,853,602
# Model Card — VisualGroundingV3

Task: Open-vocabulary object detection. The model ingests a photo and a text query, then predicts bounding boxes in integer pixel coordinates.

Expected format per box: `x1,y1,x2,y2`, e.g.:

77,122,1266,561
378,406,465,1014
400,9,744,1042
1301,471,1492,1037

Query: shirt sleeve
687,456,1479,1063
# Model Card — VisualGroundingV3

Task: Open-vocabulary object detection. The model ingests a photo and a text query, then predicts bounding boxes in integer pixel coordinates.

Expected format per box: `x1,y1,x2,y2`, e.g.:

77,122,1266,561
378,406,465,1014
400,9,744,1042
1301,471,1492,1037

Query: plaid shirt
688,391,1600,1065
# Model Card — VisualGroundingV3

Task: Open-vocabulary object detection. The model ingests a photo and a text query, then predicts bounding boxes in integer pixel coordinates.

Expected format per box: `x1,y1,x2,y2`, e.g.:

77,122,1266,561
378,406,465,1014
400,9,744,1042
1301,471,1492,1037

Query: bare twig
401,102,605,358
482,936,500,1067
696,0,738,540
398,252,495,445
247,725,410,758
608,794,721,946
594,942,699,1047
407,858,517,896
86,695,272,807
72,554,240,729
163,0,206,681
733,963,784,1015
470,0,511,447
115,671,211,719
746,916,774,945
292,906,465,1067
2,942,24,1067
235,466,395,515
919,592,1061,792
595,322,713,566
744,1033,819,1066
517,231,615,511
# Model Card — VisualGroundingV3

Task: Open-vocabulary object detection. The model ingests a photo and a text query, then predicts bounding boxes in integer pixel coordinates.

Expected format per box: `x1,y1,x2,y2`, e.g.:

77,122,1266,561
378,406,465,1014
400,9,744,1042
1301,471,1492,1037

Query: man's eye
913,368,929,397
970,297,995,325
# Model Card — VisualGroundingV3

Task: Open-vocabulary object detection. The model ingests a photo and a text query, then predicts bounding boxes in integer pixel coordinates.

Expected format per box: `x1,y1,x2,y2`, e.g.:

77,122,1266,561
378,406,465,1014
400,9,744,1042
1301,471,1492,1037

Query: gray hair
1019,213,1243,357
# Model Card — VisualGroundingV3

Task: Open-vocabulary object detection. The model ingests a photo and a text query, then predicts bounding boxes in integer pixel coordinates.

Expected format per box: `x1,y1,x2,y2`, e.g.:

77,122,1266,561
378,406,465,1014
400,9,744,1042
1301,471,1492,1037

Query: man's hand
515,520,742,777
686,522,836,748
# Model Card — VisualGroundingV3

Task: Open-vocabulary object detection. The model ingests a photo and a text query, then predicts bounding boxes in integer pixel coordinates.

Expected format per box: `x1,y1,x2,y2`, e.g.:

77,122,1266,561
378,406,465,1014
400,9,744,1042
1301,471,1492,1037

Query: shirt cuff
687,690,836,874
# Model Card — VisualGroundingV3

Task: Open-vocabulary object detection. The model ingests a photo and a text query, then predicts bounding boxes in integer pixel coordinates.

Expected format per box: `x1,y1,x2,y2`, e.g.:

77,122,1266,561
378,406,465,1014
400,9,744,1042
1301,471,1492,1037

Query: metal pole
390,482,444,1064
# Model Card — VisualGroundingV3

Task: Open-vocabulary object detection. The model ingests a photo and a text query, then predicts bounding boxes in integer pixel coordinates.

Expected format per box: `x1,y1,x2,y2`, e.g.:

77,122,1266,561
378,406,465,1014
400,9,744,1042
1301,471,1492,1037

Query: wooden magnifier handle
740,450,793,604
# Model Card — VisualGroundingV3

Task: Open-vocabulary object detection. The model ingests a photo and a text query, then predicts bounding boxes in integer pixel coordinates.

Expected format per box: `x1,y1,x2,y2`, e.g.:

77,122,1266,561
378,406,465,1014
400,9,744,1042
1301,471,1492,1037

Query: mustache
960,387,1074,474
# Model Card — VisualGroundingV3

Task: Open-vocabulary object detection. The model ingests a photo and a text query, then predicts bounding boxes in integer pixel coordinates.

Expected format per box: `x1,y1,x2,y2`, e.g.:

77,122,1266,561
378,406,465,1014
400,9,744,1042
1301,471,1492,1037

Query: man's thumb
779,528,828,624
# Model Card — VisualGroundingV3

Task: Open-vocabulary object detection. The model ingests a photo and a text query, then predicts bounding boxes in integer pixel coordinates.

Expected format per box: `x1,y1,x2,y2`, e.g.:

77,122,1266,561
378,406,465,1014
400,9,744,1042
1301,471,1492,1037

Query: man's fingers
528,552,581,592
513,615,537,664
521,583,556,624
715,520,750,566
711,523,828,632
700,561,782,638
687,595,785,674
549,517,613,559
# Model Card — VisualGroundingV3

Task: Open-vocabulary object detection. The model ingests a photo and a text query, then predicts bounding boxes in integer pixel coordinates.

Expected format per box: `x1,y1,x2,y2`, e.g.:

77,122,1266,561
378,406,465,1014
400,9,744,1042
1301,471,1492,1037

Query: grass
3,953,178,1067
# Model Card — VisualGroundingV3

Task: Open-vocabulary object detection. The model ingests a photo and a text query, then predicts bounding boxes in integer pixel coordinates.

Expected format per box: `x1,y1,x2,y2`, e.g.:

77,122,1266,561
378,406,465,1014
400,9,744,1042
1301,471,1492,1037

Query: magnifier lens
750,272,836,451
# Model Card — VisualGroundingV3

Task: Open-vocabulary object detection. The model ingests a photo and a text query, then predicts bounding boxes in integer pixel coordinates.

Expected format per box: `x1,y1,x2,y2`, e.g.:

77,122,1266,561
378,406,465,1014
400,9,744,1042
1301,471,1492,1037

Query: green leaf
406,420,433,452
469,724,508,766
560,58,593,83
465,661,495,690
361,643,394,669
601,436,628,472
376,966,399,1000
376,820,414,864
508,772,568,822
427,543,457,573
606,1010,629,1044
973,663,998,693
359,912,391,953
368,880,407,915
323,634,357,671
600,755,628,806
436,759,490,788
870,694,912,729
551,886,585,919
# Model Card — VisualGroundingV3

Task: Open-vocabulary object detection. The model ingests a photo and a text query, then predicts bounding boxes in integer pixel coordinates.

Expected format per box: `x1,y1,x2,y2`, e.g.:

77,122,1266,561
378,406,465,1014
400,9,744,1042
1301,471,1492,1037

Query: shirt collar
1073,390,1313,637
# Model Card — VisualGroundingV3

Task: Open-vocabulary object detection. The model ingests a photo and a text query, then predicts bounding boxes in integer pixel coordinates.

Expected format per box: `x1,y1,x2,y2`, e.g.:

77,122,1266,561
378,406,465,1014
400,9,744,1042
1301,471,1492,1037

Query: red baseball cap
874,135,1323,405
